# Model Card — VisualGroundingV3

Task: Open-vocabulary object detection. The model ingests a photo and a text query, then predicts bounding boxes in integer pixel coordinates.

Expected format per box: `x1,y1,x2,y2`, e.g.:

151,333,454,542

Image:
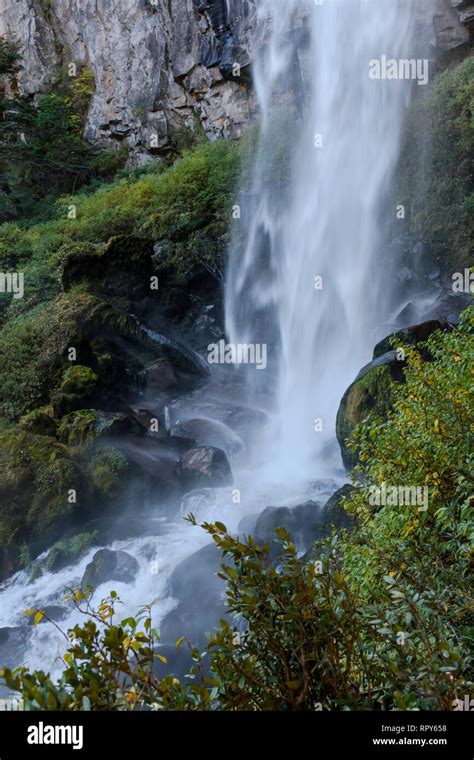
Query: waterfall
225,0,417,483
0,0,426,682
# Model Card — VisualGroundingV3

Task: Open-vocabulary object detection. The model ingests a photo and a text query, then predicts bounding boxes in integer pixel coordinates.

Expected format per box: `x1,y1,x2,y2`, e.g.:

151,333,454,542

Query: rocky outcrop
0,0,257,161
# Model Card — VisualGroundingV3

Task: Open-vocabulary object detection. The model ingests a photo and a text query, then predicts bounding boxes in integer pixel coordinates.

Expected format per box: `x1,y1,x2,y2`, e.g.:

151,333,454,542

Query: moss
43,530,100,573
19,407,58,437
0,430,89,549
87,448,129,503
336,364,398,471
60,365,98,395
57,409,141,447
395,56,474,270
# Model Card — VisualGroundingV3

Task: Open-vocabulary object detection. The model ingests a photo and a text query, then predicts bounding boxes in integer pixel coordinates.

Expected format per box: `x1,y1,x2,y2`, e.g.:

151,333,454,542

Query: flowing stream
0,0,420,681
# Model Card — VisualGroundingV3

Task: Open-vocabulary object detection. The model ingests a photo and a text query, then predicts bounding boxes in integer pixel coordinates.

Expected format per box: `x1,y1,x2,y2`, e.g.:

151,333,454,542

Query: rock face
0,1,471,161
0,0,257,161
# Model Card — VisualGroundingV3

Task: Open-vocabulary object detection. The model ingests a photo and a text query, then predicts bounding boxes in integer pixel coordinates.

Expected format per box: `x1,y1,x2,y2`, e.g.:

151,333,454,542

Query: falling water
226,0,417,482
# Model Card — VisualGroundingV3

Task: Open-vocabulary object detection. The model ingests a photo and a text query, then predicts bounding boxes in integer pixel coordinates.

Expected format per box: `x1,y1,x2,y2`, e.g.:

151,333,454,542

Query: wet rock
42,531,101,573
254,501,323,557
161,543,226,646
171,418,244,460
0,545,23,583
143,360,178,392
373,319,448,359
336,352,403,471
179,446,233,489
0,627,31,671
81,549,139,589
303,485,356,562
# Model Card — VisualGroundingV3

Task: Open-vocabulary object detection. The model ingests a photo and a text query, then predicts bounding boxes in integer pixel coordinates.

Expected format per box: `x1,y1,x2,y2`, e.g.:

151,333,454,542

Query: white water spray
226,0,417,482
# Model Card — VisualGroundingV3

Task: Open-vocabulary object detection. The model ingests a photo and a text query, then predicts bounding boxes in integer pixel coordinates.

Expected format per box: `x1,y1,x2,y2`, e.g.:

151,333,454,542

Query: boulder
161,543,226,646
253,501,323,557
336,352,403,471
179,446,233,489
143,359,178,392
0,627,31,671
81,549,139,589
171,418,244,460
303,485,357,562
373,319,448,359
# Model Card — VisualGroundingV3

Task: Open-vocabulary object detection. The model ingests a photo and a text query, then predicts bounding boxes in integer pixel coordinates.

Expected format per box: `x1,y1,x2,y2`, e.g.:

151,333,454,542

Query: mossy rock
51,365,100,417
336,354,402,471
43,530,101,573
86,447,130,503
61,235,154,301
0,429,91,551
57,409,144,447
19,407,58,437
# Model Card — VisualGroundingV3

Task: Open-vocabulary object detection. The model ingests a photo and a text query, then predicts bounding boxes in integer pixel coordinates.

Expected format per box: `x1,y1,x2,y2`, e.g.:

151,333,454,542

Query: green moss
19,407,58,437
43,530,100,573
396,56,474,270
60,365,98,395
87,448,129,502
0,429,88,547
336,364,397,470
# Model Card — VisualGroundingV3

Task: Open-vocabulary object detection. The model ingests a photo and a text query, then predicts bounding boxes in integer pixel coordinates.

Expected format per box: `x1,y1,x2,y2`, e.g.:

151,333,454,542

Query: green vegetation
3,310,472,710
396,56,474,269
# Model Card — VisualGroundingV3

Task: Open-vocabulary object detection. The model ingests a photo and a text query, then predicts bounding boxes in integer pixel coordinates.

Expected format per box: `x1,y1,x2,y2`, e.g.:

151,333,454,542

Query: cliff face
0,0,257,161
0,0,471,162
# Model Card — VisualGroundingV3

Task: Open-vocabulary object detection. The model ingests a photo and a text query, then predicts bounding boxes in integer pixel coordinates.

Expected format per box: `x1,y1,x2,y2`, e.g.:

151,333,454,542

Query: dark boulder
171,418,244,460
161,543,226,646
81,549,139,589
253,501,323,557
179,446,232,489
336,351,403,471
373,319,448,359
